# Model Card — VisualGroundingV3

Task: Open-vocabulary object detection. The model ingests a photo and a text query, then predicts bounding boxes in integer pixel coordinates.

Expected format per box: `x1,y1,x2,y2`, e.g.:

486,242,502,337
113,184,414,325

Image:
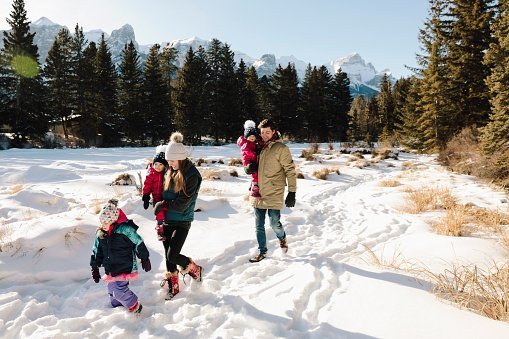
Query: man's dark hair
258,118,277,130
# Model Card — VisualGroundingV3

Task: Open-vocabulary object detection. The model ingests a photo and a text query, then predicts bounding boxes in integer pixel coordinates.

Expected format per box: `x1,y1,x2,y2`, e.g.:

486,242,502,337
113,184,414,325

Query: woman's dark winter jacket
90,213,149,277
162,159,202,226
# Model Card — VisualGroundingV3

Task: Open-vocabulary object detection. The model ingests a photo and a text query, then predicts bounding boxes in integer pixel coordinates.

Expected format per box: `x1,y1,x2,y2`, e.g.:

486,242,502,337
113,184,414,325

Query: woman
154,132,203,300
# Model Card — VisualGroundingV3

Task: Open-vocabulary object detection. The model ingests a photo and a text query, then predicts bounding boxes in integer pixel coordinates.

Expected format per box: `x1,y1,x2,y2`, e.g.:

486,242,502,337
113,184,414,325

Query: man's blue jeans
254,208,286,254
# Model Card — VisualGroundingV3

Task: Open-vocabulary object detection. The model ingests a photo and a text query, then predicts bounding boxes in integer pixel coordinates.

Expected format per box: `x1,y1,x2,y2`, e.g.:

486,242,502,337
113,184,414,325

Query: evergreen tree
78,41,99,146
480,1,509,154
143,44,169,144
118,41,143,143
347,95,369,142
257,75,273,119
236,60,259,131
44,28,74,139
94,34,118,146
446,0,494,130
300,65,329,142
270,63,299,138
330,67,352,141
415,0,452,151
245,66,260,121
160,44,179,136
376,73,395,134
1,0,47,145
173,47,210,144
298,64,314,141
395,76,423,149
206,38,224,142
218,43,239,141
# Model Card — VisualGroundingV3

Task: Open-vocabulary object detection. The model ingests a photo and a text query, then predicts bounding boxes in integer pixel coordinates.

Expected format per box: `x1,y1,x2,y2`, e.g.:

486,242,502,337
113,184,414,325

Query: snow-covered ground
1,144,509,338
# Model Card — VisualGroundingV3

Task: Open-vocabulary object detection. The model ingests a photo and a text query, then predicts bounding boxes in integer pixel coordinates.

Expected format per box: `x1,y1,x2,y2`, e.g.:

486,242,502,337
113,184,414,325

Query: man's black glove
142,194,150,210
285,192,296,208
141,259,151,272
154,201,166,215
244,162,258,175
91,267,101,283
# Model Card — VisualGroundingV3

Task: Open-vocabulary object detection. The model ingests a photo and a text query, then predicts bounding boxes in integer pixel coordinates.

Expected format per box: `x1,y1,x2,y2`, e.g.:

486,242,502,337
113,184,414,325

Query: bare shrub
297,172,305,179
379,179,401,187
438,127,480,171
327,143,334,151
426,263,509,321
228,158,242,166
229,169,238,177
218,159,224,164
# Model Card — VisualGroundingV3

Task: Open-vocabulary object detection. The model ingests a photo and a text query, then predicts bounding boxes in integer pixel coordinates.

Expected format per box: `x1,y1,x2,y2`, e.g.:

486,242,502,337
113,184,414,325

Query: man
249,118,296,263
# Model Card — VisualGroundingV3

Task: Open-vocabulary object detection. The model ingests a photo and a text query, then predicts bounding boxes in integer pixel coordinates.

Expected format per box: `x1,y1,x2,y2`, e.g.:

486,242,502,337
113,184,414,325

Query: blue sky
1,0,429,78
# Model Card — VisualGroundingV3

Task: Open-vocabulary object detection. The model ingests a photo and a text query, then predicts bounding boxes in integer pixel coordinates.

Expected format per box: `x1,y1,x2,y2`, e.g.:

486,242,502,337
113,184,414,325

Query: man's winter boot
279,237,288,254
161,271,179,300
181,259,203,281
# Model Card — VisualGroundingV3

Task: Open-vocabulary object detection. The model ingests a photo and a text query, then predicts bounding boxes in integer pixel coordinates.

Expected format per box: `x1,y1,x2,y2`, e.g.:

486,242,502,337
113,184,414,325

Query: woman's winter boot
181,259,203,281
161,271,179,300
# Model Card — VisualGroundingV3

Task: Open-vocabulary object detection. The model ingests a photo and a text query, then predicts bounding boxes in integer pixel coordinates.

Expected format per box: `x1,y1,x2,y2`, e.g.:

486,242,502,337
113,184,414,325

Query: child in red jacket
236,120,261,198
142,145,168,241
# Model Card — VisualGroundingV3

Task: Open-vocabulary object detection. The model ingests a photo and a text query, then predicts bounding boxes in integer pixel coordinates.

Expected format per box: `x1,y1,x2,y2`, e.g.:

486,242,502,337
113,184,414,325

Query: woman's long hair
164,159,189,196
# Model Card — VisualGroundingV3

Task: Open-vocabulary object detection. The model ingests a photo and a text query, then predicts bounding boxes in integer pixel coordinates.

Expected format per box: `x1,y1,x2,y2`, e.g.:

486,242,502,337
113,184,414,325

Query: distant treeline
1,0,508,158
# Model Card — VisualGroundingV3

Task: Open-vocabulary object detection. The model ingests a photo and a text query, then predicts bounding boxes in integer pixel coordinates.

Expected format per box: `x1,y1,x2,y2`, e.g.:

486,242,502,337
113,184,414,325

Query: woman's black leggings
162,223,191,273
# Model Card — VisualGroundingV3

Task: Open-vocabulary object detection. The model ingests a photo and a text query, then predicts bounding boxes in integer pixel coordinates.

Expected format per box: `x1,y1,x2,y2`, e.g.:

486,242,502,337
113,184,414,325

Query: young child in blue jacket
90,199,151,313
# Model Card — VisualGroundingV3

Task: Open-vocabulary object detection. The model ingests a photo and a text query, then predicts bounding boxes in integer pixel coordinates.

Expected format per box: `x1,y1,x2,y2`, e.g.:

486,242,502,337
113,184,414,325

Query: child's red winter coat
236,136,258,166
143,165,166,220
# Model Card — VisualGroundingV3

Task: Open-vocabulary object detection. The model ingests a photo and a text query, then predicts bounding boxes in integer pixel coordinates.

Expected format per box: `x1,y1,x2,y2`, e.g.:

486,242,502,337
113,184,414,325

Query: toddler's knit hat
243,120,258,139
153,145,168,166
99,199,119,227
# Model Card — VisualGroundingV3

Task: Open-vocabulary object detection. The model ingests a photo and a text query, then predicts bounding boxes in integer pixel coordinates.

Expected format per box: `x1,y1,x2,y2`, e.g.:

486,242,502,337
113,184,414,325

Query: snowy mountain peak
31,17,58,27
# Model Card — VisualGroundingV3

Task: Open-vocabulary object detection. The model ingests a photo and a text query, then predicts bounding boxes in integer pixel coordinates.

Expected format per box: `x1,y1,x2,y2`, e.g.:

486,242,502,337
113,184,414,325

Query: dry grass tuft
228,158,242,166
403,186,457,214
379,179,401,187
196,158,208,166
0,221,13,253
312,167,340,180
65,226,87,248
425,263,509,321
361,244,414,271
200,169,223,180
432,204,469,236
9,184,24,194
90,199,105,214
467,206,509,231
